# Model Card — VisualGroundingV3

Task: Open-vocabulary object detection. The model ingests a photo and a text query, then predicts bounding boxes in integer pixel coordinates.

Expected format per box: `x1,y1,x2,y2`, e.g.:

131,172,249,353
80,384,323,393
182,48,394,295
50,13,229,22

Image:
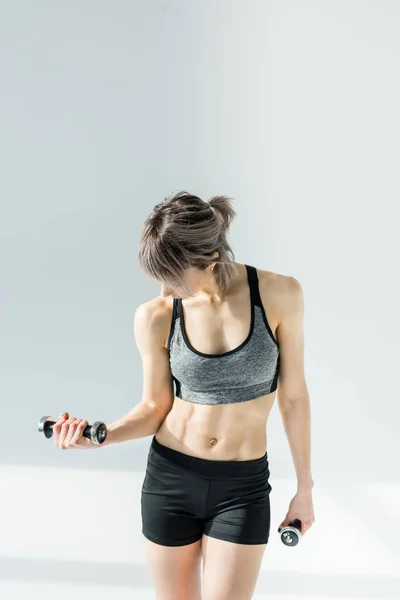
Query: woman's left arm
275,275,315,536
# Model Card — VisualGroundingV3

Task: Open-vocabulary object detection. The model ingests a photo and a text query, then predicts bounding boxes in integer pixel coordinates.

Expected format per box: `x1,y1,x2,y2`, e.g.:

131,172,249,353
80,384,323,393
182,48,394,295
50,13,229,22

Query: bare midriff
155,391,276,461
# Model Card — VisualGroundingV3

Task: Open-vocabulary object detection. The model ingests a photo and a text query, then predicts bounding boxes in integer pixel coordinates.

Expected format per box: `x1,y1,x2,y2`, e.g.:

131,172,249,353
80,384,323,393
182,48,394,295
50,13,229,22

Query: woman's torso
155,262,280,461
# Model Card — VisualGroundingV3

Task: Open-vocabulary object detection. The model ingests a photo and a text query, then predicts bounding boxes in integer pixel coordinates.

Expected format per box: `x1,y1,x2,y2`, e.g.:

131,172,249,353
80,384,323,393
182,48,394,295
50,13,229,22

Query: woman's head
138,191,237,298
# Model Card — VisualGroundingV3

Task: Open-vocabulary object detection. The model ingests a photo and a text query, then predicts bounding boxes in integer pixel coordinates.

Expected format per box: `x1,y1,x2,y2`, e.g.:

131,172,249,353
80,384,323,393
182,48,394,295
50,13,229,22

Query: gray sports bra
167,264,280,405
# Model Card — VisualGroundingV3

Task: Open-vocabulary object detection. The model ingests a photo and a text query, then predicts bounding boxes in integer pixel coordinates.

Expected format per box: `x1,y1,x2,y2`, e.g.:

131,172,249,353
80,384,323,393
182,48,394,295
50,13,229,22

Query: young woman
53,191,315,600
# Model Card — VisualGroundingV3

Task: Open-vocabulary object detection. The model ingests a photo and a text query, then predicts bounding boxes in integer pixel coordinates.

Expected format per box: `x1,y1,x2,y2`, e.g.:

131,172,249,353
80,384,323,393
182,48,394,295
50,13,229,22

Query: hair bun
208,195,236,232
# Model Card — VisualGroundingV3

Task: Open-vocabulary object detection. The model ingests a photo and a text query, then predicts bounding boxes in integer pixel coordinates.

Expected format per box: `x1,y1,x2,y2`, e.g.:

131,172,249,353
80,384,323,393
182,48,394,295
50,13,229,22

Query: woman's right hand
53,412,95,450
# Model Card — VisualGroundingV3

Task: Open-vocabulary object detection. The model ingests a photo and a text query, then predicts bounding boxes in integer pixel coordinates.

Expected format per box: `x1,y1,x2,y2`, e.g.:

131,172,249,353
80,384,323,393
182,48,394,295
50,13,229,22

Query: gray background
1,1,399,598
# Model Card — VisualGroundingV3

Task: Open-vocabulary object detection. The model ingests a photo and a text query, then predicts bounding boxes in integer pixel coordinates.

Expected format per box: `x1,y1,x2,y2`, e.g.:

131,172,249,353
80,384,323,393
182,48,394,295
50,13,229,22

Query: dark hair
138,190,237,296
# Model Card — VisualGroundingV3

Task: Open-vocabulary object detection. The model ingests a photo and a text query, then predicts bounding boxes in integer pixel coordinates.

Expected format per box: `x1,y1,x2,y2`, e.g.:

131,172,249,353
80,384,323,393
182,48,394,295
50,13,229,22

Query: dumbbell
38,416,108,445
279,519,302,546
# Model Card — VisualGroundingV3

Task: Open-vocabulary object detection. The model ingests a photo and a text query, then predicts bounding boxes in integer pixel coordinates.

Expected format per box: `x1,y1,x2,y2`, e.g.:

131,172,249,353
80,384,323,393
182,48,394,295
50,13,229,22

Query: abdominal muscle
154,391,276,461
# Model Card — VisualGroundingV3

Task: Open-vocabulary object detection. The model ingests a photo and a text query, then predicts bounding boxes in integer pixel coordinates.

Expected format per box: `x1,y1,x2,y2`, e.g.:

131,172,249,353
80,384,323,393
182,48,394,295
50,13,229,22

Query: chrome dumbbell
279,519,302,546
38,415,108,445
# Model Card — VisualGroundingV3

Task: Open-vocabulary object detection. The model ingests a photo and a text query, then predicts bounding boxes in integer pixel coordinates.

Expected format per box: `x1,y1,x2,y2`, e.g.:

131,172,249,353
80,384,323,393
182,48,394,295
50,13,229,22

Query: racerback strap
245,264,262,308
175,296,182,318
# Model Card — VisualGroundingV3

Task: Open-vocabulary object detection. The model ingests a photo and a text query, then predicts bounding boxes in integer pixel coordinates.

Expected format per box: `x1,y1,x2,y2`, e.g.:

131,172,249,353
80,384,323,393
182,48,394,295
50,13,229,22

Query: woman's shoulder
134,295,174,350
255,265,301,291
255,266,303,315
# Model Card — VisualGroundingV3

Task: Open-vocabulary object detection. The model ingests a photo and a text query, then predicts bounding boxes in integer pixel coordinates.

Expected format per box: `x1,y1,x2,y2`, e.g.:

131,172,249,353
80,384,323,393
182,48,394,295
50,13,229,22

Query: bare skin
154,261,280,461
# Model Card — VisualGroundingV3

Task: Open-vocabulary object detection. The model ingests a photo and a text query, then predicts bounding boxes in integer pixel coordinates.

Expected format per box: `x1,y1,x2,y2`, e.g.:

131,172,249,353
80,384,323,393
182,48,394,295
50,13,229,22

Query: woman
53,191,315,600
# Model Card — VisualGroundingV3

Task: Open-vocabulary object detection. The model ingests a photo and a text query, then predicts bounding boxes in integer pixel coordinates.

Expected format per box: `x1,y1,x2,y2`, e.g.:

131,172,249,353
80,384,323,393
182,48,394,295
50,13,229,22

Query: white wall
1,1,399,598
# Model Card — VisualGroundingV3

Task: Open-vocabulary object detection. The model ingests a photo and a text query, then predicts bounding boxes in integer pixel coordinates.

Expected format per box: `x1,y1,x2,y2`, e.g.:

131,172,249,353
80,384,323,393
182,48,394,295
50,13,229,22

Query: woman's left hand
278,488,315,536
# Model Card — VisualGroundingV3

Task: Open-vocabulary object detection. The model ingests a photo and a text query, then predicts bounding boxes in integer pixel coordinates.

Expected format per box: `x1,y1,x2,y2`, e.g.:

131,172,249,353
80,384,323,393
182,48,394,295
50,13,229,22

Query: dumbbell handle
38,416,108,445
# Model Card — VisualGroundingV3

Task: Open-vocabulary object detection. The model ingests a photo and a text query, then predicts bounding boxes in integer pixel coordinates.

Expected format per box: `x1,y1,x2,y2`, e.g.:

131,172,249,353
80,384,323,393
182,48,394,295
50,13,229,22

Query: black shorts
141,435,272,547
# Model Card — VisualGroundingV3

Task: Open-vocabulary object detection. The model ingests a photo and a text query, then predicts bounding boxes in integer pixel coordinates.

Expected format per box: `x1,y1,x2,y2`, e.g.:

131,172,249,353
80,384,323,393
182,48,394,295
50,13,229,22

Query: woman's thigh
141,454,208,546
201,469,272,599
141,449,208,599
204,469,272,545
201,534,267,600
144,537,203,600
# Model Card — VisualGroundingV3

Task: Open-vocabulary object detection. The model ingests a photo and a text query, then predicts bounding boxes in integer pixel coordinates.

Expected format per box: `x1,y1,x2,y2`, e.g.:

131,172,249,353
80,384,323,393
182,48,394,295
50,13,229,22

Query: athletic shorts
141,434,272,547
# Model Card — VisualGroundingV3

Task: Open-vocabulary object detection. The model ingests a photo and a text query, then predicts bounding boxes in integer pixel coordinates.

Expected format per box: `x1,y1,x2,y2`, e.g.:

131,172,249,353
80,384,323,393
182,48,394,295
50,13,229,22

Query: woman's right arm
53,301,175,450
103,301,175,446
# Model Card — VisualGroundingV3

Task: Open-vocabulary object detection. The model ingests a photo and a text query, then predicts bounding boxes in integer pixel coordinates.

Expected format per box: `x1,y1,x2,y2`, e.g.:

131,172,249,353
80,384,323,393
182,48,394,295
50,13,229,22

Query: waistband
150,435,269,479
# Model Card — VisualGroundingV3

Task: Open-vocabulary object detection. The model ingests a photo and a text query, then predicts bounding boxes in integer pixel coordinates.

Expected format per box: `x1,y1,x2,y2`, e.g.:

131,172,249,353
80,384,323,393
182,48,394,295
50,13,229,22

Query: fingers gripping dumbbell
38,416,108,445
